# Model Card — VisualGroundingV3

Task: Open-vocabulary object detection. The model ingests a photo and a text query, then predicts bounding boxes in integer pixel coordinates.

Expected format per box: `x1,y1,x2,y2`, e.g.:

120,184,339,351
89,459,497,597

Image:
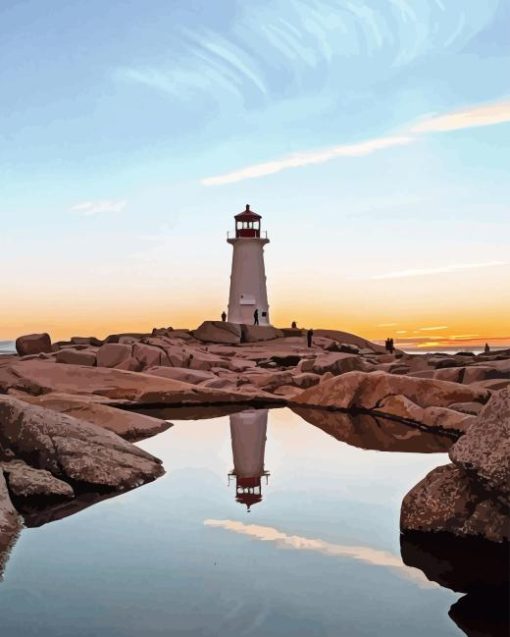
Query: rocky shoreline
0,322,508,583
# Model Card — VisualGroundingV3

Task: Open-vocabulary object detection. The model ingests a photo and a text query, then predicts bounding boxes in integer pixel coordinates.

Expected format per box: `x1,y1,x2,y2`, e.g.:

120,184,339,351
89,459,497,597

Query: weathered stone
0,396,164,490
400,464,509,542
193,321,242,345
55,348,97,366
2,459,74,499
450,388,510,506
15,333,52,357
96,343,132,368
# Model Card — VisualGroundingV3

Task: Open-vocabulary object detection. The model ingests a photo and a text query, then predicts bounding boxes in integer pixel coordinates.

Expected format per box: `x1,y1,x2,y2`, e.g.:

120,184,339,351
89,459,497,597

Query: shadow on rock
401,532,509,637
292,407,453,453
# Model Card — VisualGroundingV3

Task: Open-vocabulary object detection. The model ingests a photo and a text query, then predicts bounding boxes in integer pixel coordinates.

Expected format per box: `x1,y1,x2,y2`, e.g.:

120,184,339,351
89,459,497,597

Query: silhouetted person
484,343,490,354
221,311,227,322
291,321,297,329
389,338,395,354
385,338,391,352
307,328,314,348
253,309,259,325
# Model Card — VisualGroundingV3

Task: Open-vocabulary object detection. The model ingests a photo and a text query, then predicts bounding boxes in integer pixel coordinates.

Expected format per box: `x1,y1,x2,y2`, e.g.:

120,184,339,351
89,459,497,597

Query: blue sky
1,0,509,342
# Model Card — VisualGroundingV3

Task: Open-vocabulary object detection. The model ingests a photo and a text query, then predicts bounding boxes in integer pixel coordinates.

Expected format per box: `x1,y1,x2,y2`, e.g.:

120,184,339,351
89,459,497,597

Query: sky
1,0,509,347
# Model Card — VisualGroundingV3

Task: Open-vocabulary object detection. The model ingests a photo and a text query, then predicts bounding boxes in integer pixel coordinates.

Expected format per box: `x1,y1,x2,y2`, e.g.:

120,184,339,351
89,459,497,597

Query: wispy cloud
204,519,435,588
411,98,510,133
69,200,127,216
418,326,448,331
201,95,510,186
202,135,413,186
370,260,507,280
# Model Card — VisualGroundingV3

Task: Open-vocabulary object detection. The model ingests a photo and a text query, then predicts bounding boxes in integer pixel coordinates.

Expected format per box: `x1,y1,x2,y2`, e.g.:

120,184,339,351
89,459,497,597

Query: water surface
0,408,467,636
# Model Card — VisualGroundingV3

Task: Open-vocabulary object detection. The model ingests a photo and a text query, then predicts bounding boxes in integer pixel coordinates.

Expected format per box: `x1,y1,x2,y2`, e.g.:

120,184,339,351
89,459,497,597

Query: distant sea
0,340,15,355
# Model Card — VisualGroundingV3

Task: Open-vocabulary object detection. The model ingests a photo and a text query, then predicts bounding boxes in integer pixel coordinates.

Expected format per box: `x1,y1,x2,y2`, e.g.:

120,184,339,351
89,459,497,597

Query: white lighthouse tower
227,204,270,325
228,409,270,511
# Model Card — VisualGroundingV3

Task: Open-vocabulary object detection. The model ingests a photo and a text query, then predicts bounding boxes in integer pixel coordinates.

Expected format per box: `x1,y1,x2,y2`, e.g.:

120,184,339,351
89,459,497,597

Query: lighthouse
228,409,270,511
227,204,270,325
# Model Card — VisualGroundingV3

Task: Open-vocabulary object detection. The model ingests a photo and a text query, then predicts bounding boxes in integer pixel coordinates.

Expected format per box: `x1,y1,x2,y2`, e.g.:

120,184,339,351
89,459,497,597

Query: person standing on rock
221,311,227,322
253,309,259,325
485,343,490,354
307,328,314,348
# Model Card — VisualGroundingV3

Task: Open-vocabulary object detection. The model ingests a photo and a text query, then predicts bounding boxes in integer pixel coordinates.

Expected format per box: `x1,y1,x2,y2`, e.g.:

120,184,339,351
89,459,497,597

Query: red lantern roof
234,204,261,222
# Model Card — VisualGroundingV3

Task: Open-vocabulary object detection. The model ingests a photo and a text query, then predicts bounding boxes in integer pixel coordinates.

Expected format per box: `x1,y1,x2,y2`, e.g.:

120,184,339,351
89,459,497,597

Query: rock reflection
0,529,18,582
291,407,453,453
228,409,270,511
401,532,509,637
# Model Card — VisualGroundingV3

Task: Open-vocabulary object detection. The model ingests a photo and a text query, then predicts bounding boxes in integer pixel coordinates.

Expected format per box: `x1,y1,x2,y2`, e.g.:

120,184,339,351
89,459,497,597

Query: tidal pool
0,407,484,636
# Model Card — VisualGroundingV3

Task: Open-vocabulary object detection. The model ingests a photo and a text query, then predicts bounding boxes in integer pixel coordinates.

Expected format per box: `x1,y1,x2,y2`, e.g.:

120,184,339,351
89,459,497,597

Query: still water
0,408,465,636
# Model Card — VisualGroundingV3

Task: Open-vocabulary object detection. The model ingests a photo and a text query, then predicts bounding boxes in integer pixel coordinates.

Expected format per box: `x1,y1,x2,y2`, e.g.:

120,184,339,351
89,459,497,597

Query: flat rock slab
0,396,164,491
12,391,170,441
0,360,283,406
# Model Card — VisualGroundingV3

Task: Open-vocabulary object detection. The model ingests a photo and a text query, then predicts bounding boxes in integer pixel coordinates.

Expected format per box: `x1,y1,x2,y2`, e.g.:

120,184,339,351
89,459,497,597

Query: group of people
385,337,395,354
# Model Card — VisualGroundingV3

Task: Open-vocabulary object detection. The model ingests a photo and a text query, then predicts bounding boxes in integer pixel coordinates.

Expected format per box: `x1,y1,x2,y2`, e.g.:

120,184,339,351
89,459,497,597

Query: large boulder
400,464,509,543
293,370,489,409
449,388,510,506
193,321,242,345
12,391,170,441
2,459,74,500
0,396,164,490
96,343,132,368
240,325,284,343
15,333,52,357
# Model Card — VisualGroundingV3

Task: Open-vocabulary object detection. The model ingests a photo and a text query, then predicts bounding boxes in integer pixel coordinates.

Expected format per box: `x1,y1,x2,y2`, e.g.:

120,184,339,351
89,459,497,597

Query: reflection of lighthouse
228,409,270,511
